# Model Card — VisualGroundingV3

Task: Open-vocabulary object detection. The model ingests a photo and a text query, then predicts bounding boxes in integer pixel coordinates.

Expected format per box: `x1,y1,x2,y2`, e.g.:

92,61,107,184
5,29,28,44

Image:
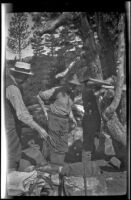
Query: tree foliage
30,30,46,57
7,13,31,60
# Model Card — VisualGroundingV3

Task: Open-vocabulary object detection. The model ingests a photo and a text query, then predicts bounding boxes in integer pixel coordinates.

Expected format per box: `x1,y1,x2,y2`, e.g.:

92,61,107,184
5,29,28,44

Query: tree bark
104,112,126,146
72,14,103,153
104,15,125,119
117,91,127,126
40,12,74,34
96,13,116,78
78,14,103,80
55,56,81,78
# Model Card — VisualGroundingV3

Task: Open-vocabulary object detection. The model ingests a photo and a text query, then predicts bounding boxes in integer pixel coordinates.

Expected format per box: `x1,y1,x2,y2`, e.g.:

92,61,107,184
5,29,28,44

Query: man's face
70,84,82,97
69,84,77,92
15,74,30,85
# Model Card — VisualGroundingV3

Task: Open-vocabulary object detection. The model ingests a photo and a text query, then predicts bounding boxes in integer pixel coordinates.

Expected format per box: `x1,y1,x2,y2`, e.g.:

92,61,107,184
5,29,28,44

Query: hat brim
10,68,34,76
69,81,81,86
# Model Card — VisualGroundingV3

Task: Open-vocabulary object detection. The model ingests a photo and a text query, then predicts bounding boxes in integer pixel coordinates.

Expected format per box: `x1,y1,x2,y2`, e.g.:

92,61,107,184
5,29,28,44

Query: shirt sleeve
6,85,36,129
39,86,61,100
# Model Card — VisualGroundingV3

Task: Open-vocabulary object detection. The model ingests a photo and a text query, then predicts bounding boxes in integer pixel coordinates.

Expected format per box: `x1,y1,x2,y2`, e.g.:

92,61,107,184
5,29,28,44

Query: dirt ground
64,151,127,196
92,160,127,195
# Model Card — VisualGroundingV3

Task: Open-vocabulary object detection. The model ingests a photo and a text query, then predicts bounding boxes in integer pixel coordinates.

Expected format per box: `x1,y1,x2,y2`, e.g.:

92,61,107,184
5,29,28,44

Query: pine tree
7,13,31,60
44,33,59,57
46,26,83,87
57,25,83,65
30,30,46,57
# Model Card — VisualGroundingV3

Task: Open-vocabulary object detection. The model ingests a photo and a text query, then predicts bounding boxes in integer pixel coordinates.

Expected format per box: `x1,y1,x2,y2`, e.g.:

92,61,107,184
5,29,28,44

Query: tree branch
40,12,75,34
55,56,81,78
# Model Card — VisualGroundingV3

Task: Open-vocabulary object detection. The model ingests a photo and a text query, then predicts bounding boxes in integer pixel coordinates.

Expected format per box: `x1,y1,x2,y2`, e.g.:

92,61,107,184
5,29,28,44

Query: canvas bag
19,146,47,171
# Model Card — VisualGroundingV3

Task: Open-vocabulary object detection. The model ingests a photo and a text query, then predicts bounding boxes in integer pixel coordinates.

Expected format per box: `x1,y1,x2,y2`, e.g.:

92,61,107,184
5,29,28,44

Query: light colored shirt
6,76,37,129
39,86,73,116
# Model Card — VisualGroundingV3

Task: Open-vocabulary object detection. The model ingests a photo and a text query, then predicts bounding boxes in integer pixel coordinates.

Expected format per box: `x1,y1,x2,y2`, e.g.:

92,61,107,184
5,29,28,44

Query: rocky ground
21,105,128,196
65,127,127,196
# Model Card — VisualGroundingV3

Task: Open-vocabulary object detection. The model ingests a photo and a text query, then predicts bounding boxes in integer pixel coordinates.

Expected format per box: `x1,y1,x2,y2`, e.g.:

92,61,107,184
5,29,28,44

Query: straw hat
10,62,34,76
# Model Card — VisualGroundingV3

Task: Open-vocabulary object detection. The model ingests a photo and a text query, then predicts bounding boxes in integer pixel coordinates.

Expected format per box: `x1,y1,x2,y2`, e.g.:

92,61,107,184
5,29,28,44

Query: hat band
14,66,31,73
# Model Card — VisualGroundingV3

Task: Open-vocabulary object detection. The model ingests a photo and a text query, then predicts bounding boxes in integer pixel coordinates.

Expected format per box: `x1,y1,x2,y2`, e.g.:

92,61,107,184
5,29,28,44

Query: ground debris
64,176,108,196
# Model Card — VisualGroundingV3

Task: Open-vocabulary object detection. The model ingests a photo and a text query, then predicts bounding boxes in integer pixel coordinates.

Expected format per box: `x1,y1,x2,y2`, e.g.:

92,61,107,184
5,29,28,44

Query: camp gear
19,146,47,171
7,170,37,196
50,152,65,165
80,77,112,86
65,139,83,163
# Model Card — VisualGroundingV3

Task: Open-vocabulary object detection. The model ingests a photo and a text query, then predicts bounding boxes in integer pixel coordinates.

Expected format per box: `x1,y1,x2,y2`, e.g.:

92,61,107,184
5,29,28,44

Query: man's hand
69,110,77,127
38,127,56,147
44,109,48,120
72,118,77,127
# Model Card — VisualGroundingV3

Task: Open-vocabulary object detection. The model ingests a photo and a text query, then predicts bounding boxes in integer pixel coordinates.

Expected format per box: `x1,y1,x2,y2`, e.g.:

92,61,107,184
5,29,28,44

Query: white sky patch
5,13,83,60
68,47,76,51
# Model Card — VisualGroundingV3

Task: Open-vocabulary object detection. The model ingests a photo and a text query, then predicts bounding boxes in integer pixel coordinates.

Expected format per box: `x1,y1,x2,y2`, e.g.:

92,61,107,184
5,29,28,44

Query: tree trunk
79,14,103,80
78,14,103,153
96,13,116,78
117,91,127,126
104,15,125,118
104,113,126,146
102,15,126,146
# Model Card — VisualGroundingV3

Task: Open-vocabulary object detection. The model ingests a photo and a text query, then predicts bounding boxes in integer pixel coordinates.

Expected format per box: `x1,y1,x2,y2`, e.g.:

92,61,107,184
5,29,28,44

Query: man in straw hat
5,61,49,173
37,74,81,165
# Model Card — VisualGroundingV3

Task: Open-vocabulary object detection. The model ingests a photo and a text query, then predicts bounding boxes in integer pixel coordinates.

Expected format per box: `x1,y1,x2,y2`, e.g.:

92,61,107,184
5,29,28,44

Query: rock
19,159,32,172
109,156,121,168
64,176,107,195
51,174,59,185
105,137,115,156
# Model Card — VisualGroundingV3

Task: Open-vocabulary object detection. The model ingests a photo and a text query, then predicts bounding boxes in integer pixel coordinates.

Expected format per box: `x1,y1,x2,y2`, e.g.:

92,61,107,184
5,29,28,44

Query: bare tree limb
55,56,81,78
40,12,74,34
106,113,126,146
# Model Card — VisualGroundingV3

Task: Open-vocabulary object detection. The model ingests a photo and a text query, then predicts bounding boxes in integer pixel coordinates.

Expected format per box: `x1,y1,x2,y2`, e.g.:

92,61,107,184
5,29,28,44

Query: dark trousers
47,111,69,154
82,115,101,153
6,126,21,170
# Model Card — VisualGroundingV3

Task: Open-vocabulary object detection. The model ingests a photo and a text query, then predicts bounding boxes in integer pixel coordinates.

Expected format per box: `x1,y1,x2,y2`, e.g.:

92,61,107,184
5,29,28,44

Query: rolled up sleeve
39,86,60,100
